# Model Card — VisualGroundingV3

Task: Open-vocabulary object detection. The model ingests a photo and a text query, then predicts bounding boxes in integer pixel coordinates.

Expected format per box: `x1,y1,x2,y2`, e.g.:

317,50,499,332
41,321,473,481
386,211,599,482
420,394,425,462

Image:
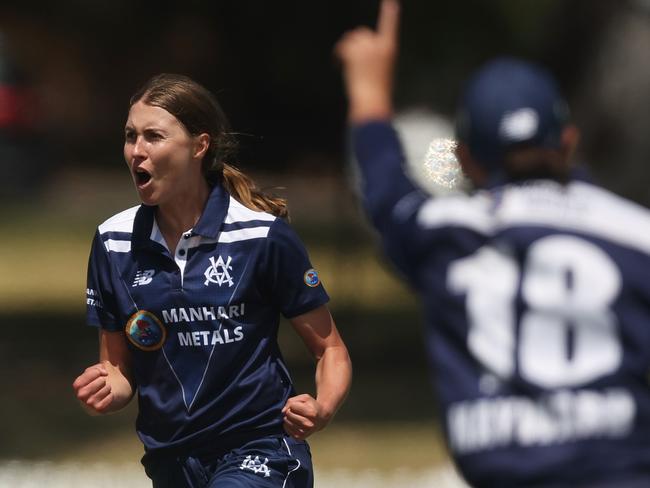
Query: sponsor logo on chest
160,303,247,348
161,303,245,323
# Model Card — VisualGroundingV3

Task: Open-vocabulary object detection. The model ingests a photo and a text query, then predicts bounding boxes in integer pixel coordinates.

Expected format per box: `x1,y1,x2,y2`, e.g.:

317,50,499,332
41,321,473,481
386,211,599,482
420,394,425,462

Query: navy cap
455,57,569,168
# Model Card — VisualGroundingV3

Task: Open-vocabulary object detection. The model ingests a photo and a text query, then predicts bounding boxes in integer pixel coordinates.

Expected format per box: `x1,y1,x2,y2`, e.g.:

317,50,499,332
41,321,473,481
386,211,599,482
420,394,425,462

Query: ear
455,143,488,188
193,133,211,160
560,124,580,162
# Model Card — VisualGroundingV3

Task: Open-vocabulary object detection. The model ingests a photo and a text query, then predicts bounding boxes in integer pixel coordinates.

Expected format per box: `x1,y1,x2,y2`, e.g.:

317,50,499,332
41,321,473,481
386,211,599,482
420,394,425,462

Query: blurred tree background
1,0,649,479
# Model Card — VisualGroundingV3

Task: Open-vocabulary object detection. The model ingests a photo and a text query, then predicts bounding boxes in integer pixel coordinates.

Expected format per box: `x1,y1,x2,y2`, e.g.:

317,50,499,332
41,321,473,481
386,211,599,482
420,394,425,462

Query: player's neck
156,180,210,253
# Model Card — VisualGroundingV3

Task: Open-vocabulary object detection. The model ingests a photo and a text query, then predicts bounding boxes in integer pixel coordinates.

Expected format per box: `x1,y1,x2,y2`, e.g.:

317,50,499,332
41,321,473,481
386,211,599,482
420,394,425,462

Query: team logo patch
240,455,271,478
204,255,234,287
125,310,167,351
304,268,320,287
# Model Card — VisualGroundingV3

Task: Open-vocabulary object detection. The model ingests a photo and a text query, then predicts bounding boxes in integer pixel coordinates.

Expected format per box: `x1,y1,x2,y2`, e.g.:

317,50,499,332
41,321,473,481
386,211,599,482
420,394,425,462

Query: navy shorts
142,434,313,488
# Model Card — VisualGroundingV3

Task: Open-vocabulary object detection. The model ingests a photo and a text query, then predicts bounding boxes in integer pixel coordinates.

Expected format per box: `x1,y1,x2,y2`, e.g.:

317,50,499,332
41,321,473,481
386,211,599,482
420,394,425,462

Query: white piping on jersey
98,206,137,254
150,217,270,287
95,199,279,410
277,360,293,386
162,347,191,411
218,226,271,243
186,334,218,412
194,226,272,248
282,438,301,488
224,197,276,223
98,205,139,235
99,197,275,254
103,239,131,253
417,181,650,255
185,256,252,412
102,227,272,255
101,225,271,256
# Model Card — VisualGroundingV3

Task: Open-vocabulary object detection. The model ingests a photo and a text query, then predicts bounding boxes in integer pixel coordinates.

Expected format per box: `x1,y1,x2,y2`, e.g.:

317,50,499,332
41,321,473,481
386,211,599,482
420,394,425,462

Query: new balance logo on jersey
133,269,155,287
204,255,234,287
239,455,271,478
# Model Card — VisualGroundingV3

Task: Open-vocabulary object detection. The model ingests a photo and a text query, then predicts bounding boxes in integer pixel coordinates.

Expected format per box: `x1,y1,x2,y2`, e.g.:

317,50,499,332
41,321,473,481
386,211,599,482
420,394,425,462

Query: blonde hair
221,163,288,218
130,73,288,218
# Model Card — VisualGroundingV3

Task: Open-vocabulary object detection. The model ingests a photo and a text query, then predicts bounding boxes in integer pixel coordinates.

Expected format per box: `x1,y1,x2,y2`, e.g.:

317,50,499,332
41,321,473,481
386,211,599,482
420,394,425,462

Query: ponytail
220,163,289,219
129,73,288,218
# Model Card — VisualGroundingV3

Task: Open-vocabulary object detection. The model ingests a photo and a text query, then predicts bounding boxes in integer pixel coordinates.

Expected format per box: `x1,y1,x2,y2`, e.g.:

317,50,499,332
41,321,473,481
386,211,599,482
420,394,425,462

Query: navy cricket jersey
353,121,650,486
85,183,329,453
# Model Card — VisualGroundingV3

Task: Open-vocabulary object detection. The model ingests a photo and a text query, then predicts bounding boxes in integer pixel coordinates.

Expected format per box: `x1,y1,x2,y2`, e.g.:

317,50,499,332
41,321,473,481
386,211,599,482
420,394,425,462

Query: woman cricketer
72,73,352,488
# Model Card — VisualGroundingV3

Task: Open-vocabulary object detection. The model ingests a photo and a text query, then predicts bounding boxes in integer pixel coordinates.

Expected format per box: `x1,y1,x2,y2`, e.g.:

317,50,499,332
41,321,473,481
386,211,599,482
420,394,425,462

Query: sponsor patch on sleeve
303,268,321,287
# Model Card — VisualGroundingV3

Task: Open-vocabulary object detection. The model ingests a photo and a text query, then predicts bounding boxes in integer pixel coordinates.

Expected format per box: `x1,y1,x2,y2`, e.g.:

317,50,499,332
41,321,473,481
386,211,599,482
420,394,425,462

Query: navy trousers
142,434,313,488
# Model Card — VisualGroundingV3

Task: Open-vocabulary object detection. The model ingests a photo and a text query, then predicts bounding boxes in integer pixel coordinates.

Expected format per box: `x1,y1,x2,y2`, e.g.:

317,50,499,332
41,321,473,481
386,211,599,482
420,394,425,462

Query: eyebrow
124,124,168,133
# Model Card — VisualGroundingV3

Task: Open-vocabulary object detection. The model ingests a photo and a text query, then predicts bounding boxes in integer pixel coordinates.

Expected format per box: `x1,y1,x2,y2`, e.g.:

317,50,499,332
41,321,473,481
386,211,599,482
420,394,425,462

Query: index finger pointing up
377,0,400,41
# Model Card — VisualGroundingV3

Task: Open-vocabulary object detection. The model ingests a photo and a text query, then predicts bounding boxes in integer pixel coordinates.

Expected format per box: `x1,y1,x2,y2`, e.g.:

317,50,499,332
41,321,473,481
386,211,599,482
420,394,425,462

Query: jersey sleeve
86,230,122,331
351,120,430,287
261,218,330,318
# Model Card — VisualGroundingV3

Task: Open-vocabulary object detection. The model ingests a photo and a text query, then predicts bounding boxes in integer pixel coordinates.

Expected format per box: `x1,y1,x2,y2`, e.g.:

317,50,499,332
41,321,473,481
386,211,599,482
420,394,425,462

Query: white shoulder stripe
98,205,140,235
218,226,270,243
104,239,131,253
224,197,276,224
416,182,650,255
501,183,650,255
417,193,493,234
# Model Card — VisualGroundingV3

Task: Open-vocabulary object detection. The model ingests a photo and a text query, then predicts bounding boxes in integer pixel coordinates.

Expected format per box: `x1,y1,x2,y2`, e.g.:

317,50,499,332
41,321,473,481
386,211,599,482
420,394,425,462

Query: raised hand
335,0,400,122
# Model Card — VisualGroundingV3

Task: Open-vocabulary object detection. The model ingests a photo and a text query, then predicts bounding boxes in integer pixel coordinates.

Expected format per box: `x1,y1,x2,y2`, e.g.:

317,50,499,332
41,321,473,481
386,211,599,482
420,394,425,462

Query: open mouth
135,168,152,186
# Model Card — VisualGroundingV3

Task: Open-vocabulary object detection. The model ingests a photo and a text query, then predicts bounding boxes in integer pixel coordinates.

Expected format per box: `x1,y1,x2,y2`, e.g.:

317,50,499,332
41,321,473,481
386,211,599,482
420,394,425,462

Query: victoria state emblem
304,268,320,287
125,310,167,351
204,255,234,287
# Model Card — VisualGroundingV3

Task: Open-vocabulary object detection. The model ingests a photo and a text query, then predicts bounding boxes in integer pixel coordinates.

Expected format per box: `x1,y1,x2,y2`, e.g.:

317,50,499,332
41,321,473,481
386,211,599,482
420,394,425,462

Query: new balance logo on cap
455,57,568,167
499,108,540,143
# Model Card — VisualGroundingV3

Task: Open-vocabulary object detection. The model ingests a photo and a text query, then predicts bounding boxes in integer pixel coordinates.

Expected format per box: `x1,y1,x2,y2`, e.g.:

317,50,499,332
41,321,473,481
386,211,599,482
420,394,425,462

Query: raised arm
335,0,399,123
336,1,427,280
72,329,135,415
282,305,352,440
